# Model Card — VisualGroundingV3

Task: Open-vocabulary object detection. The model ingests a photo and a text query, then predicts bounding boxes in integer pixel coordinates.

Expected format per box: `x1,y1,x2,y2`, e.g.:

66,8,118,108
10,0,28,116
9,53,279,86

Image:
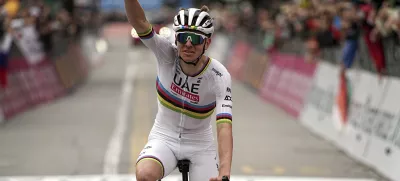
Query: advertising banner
0,71,31,120
259,52,317,118
299,62,400,180
0,59,64,120
299,62,339,141
364,78,400,181
338,71,388,162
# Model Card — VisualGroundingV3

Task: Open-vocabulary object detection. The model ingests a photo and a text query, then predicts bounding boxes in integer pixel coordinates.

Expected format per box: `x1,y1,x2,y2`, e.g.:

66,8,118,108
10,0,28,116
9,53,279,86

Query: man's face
176,32,211,62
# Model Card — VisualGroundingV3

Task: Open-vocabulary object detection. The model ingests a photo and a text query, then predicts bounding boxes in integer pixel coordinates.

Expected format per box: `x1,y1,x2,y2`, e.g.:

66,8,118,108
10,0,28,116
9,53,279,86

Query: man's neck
180,55,208,77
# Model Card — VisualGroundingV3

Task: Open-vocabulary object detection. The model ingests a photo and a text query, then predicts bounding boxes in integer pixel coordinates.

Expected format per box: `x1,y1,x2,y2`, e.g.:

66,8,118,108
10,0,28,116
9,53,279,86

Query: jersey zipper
178,75,190,140
179,94,184,139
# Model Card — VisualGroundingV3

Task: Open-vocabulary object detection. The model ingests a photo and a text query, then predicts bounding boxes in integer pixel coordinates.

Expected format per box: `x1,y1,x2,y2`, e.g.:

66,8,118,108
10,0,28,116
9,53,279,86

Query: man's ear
205,38,212,50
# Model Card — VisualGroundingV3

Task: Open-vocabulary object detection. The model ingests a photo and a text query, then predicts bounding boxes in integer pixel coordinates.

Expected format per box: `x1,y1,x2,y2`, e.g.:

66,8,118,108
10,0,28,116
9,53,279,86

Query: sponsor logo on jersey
172,73,201,102
222,104,232,108
173,73,200,94
224,95,232,101
171,83,200,102
226,87,231,93
212,68,223,77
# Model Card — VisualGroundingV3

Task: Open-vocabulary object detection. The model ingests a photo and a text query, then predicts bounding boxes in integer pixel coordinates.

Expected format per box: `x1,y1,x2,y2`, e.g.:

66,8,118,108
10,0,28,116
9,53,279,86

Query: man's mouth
183,51,195,55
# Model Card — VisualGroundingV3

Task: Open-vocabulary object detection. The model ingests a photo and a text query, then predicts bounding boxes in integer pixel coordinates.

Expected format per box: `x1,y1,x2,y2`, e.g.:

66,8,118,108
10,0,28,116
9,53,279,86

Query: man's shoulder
208,58,231,79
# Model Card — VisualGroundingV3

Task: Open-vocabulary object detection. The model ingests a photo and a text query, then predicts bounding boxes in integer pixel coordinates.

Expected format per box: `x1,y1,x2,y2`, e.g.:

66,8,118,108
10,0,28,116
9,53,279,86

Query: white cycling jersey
139,26,233,141
135,25,232,180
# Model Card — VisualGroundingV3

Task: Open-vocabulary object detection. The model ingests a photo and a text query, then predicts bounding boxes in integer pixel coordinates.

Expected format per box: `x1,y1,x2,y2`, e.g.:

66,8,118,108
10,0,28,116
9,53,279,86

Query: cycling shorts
136,130,219,181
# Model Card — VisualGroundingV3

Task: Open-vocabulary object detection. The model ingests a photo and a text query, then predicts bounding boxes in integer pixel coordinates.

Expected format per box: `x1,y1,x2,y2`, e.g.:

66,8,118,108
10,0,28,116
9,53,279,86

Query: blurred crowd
210,0,400,76
0,0,83,56
1,0,395,76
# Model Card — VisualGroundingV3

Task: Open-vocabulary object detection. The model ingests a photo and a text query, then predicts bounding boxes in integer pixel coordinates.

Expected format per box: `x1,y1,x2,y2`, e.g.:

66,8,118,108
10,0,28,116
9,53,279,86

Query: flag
0,33,13,88
332,70,351,131
0,51,8,88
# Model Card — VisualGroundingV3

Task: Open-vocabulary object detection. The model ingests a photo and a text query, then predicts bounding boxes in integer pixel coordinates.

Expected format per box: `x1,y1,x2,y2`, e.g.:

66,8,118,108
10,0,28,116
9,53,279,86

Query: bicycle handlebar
222,176,229,181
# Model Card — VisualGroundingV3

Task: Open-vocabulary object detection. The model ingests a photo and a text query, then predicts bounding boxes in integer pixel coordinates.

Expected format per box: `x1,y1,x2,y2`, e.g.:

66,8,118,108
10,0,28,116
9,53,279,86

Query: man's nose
184,40,193,47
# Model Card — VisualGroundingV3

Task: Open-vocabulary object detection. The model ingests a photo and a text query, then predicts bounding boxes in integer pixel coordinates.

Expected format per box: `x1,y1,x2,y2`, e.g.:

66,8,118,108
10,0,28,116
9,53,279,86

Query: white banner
12,24,45,65
300,61,400,181
340,71,389,163
364,77,400,181
299,62,339,143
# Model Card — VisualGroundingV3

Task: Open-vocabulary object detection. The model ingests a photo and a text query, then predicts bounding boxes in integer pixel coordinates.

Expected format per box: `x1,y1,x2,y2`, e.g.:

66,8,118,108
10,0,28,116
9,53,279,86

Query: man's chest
157,67,214,105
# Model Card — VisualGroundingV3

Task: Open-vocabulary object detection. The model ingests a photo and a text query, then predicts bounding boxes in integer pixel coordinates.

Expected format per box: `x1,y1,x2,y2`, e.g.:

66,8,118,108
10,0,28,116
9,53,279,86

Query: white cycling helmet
172,7,214,37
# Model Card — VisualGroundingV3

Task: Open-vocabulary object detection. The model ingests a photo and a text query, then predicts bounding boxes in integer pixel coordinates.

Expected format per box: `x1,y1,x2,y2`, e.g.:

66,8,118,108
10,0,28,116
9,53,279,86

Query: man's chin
181,56,197,63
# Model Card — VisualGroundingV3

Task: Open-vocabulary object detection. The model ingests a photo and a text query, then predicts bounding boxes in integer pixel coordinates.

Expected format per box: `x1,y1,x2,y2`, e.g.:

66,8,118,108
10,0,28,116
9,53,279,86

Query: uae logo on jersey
171,73,200,102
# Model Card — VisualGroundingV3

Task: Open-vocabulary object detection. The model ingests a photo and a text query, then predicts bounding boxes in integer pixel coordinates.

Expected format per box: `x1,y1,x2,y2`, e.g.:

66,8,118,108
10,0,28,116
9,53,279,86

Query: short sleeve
138,25,177,64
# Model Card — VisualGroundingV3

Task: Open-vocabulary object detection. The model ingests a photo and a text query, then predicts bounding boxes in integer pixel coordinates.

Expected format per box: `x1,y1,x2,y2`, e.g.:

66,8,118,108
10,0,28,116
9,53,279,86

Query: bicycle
158,159,230,181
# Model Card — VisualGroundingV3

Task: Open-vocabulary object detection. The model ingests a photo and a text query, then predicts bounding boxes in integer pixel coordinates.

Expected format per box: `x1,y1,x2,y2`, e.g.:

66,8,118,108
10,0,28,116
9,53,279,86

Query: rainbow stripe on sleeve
138,25,155,39
216,113,232,125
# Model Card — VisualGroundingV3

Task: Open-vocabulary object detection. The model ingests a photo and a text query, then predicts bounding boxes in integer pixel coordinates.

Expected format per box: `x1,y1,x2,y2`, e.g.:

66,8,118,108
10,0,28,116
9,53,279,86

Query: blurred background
0,0,399,180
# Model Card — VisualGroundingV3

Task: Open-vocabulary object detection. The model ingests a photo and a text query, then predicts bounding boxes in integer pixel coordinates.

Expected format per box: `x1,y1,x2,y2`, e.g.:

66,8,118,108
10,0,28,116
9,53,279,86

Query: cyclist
124,1,233,181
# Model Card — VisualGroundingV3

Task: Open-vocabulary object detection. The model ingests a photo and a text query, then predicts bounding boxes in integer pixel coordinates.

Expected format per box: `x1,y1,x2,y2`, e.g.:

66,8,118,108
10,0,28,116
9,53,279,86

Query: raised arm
124,0,151,33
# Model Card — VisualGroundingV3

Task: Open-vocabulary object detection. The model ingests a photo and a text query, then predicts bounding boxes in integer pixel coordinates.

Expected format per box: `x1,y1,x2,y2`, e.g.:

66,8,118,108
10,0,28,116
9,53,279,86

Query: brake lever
222,176,230,181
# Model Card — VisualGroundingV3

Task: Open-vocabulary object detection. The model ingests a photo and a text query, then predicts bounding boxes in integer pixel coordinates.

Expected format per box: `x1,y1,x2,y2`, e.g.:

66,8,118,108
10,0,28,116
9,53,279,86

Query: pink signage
259,52,317,118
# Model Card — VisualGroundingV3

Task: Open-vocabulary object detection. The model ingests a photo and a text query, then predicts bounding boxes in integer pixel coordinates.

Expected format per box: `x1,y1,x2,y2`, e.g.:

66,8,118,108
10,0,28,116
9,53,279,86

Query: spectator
36,4,53,55
339,3,361,70
213,0,400,77
360,1,386,77
238,1,257,34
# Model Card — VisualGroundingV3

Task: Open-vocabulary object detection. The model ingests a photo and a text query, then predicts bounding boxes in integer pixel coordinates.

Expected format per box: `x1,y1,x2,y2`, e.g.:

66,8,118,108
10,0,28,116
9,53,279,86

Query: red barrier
1,58,65,120
259,51,317,118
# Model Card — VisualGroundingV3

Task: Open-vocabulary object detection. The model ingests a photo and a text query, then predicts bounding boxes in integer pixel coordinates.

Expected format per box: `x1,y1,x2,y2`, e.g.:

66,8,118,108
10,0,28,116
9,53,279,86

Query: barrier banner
0,19,88,122
0,59,64,119
226,41,251,80
242,48,269,90
0,72,31,120
299,62,339,141
364,78,400,181
299,62,400,180
259,51,317,118
338,71,388,163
